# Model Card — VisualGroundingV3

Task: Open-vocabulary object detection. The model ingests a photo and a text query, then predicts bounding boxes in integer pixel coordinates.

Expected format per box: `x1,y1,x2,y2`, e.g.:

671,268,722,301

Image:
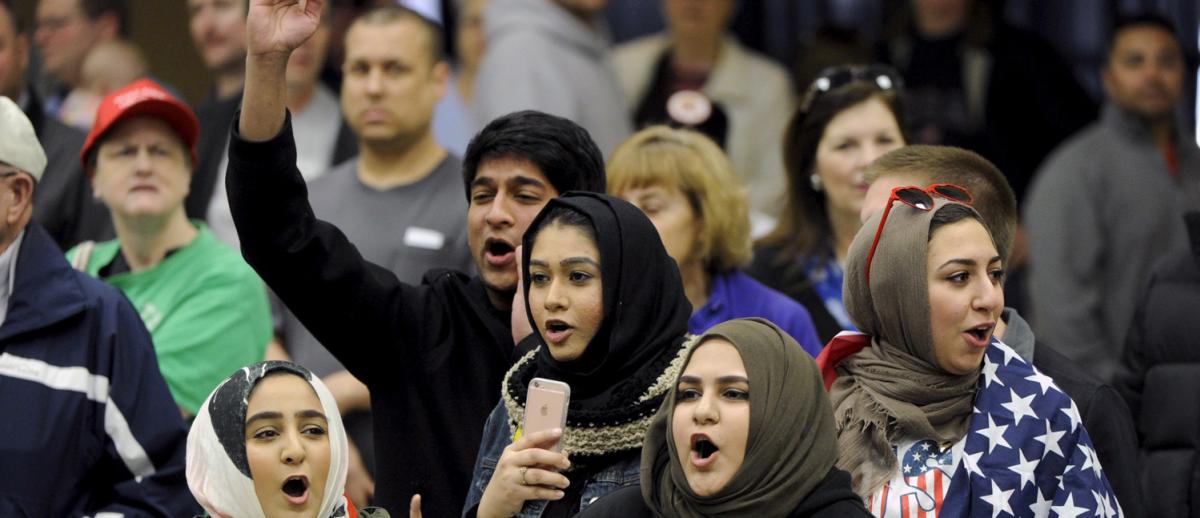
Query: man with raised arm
226,2,607,515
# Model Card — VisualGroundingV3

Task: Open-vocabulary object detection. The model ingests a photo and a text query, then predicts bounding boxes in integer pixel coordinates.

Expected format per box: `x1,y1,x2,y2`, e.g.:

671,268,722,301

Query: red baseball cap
81,78,200,173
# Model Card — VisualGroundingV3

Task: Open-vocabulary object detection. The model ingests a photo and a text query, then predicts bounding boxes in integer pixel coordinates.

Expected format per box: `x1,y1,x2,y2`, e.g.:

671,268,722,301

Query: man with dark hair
0,0,111,249
0,95,198,518
227,2,606,515
862,144,1145,518
1025,14,1200,384
33,0,123,116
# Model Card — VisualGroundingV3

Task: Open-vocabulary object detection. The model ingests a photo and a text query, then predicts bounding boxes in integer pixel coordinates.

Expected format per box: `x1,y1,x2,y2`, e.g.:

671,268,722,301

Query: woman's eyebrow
245,411,283,426
938,255,1004,269
717,375,750,384
938,258,977,269
297,409,327,421
560,257,599,268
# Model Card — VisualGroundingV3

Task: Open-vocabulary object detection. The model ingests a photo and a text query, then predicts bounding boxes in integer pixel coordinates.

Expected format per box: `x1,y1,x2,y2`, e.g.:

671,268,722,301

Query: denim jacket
462,402,642,518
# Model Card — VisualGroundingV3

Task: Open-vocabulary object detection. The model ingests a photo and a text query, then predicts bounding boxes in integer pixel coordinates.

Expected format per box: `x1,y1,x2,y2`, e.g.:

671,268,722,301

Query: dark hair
81,0,128,37
462,110,606,199
351,4,445,64
929,203,985,241
527,204,597,246
867,145,1017,263
1106,13,1181,62
760,82,905,262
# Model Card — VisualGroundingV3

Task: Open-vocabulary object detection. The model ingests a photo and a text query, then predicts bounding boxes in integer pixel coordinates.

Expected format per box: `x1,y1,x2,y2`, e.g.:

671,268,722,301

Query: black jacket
25,89,113,249
575,468,871,518
746,243,843,345
1117,213,1200,518
226,114,517,517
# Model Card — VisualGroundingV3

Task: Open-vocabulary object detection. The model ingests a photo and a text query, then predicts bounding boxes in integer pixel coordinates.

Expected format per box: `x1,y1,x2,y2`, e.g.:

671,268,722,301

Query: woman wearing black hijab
576,318,870,518
461,193,694,518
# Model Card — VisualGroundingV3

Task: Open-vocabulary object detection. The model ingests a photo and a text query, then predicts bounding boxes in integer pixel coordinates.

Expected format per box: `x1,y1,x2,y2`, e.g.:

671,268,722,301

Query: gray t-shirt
274,154,473,376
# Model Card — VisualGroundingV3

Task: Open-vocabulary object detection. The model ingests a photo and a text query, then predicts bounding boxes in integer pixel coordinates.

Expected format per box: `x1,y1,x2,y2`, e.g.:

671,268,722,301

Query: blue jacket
689,270,823,357
463,403,640,518
0,223,198,517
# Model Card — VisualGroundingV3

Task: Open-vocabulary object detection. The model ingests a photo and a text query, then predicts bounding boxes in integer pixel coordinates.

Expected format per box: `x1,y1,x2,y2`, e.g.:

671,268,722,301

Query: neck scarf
505,192,692,461
186,361,351,518
830,197,983,496
642,318,839,517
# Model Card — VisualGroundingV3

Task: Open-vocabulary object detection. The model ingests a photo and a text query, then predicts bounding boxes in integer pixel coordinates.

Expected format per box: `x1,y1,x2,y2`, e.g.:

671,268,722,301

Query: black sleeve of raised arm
225,112,427,383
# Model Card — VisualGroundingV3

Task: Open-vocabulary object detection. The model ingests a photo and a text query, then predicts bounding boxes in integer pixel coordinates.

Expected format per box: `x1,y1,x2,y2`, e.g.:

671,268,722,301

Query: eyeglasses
865,183,973,284
799,64,904,113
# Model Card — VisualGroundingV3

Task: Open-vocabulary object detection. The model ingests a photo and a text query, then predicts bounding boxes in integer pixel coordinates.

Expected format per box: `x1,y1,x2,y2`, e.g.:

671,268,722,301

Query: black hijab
504,192,692,460
520,192,691,399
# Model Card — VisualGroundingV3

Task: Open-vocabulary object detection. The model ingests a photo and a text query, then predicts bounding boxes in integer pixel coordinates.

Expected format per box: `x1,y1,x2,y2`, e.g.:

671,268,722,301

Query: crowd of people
0,0,1197,517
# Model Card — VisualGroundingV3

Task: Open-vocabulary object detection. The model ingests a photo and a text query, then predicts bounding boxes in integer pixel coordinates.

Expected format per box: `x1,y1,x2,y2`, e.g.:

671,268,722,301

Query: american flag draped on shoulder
942,339,1122,518
818,334,1124,518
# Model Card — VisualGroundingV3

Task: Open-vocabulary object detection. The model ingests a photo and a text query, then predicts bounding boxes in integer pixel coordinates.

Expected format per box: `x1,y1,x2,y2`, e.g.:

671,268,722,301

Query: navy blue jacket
0,223,198,517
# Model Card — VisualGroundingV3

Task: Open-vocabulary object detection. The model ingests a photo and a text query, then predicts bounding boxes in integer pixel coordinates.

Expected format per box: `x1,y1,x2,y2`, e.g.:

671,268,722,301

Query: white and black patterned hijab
186,361,350,518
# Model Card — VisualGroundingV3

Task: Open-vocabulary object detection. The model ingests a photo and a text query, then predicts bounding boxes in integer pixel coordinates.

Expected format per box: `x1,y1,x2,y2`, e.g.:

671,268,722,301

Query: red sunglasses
865,183,973,284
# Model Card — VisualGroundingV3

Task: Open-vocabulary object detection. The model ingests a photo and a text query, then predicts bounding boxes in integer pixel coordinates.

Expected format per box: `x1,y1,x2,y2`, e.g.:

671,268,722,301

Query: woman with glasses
822,184,1122,517
748,65,907,345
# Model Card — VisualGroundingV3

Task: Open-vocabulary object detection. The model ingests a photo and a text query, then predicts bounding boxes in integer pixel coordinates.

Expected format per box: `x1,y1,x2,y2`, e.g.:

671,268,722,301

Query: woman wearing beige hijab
820,186,1122,517
577,318,870,517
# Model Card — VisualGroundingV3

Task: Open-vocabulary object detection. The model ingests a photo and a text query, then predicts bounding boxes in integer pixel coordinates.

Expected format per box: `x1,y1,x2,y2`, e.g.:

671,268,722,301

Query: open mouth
281,475,310,505
690,433,719,467
963,323,995,347
484,238,516,267
543,319,573,343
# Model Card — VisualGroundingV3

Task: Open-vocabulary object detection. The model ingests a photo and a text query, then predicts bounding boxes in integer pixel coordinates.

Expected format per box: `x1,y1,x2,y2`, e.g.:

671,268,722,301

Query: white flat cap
0,96,47,182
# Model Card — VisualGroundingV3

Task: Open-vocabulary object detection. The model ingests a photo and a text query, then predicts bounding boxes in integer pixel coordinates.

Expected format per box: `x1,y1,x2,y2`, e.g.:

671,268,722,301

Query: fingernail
551,428,562,436
554,490,565,499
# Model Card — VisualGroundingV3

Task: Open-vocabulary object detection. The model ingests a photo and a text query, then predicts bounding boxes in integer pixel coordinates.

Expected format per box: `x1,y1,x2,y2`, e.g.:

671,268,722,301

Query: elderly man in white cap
0,97,198,516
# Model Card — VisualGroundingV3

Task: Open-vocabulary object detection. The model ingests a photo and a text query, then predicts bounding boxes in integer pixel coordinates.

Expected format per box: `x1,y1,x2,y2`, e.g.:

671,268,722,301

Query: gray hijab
831,197,983,496
642,318,839,517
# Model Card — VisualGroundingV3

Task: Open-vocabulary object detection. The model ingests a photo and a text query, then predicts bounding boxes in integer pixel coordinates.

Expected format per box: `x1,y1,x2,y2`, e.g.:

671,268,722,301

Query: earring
810,174,823,192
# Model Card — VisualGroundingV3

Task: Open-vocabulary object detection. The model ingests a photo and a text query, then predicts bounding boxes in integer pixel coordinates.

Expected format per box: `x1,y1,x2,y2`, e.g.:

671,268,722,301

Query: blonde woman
608,126,821,355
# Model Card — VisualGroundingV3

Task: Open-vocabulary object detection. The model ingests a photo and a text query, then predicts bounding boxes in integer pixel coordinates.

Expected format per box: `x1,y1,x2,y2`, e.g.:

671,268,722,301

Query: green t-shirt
67,222,271,413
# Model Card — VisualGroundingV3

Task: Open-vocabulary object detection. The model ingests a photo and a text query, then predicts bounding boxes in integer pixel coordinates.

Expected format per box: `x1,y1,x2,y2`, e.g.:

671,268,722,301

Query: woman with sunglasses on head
748,65,907,345
186,360,392,518
575,317,872,518
463,193,693,518
608,126,822,356
822,185,1123,517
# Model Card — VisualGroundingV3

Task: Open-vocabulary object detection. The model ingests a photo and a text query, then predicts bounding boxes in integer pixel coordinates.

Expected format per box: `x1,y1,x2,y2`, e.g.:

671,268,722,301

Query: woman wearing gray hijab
577,318,870,517
820,186,1122,517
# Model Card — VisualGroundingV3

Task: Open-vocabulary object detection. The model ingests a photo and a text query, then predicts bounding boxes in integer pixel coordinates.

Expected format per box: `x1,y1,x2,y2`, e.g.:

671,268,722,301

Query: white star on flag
982,357,1004,388
1025,370,1057,395
1034,420,1066,459
980,480,1014,518
1078,444,1101,478
1002,388,1037,426
1051,493,1088,518
1061,401,1083,432
1009,449,1039,490
975,414,1011,454
1029,488,1052,518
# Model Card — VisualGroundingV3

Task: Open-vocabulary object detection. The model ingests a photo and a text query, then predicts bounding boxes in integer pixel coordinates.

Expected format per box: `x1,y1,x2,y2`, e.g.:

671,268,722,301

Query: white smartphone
523,378,571,452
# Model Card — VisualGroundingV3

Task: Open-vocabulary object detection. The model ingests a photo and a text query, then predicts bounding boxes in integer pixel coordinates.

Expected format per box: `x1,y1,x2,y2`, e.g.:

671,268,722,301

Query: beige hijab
830,197,983,496
642,318,839,517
